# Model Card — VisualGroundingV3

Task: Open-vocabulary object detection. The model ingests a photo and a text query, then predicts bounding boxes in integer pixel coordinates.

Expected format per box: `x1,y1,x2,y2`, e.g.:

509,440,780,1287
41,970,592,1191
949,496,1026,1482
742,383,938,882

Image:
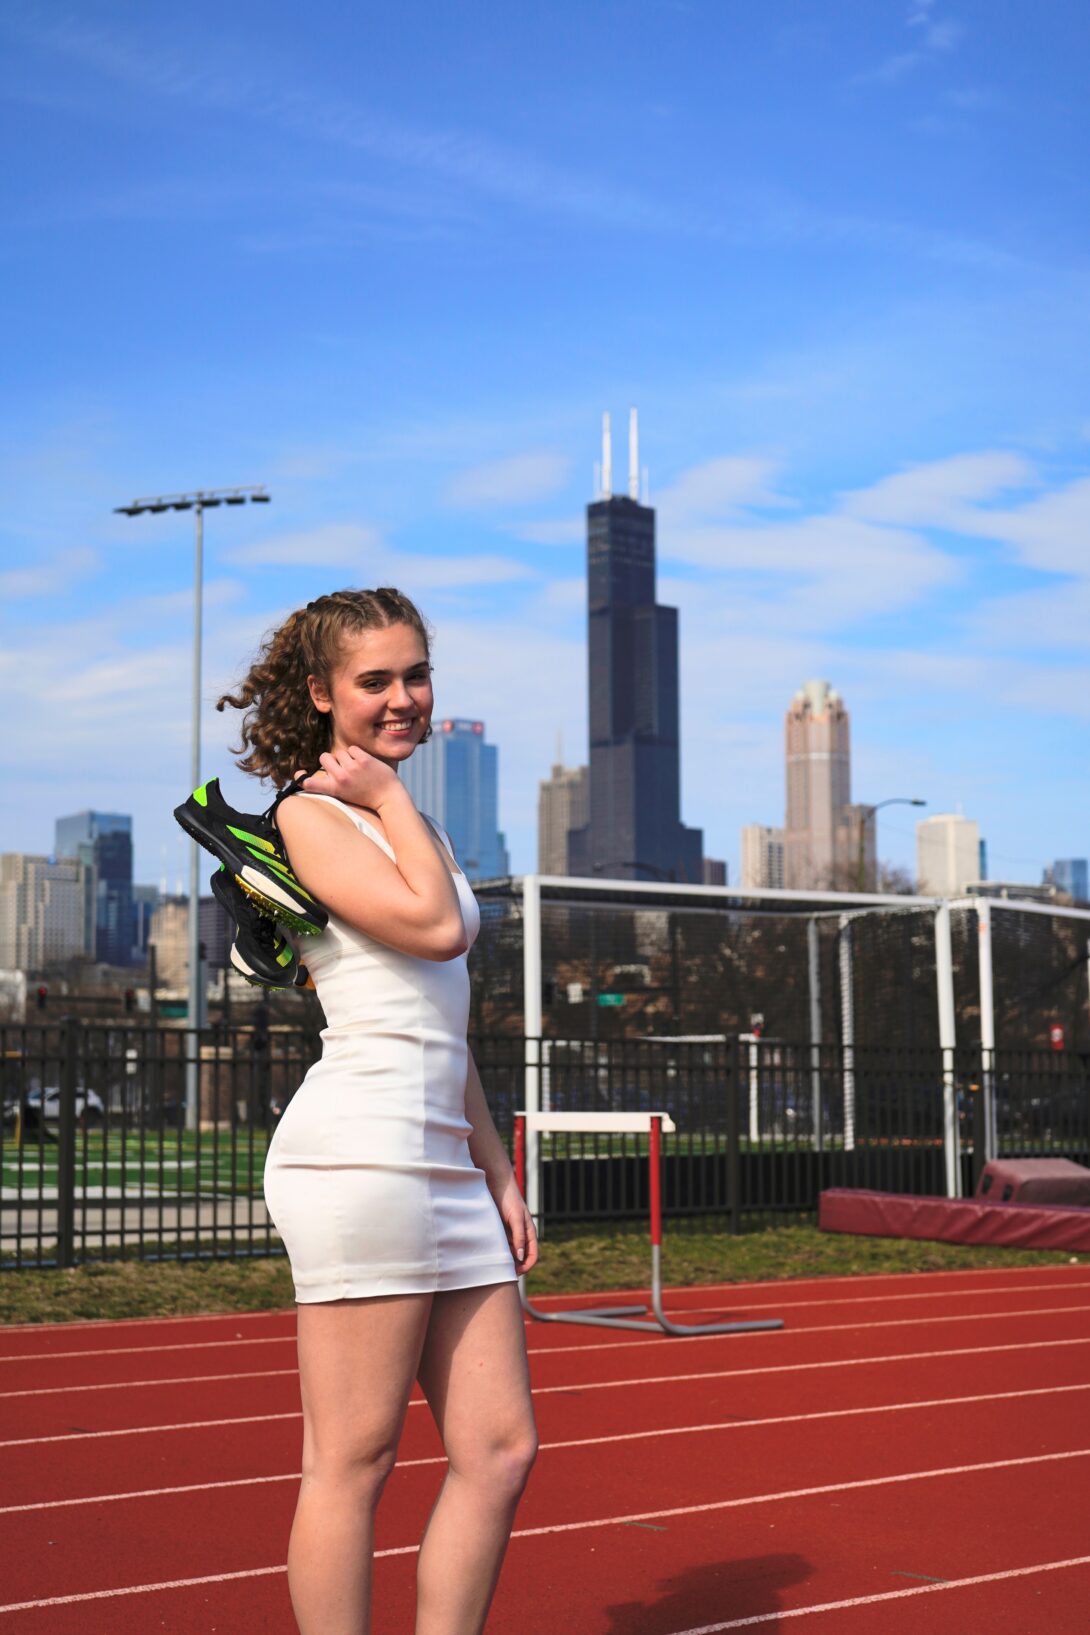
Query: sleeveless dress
263,793,516,1302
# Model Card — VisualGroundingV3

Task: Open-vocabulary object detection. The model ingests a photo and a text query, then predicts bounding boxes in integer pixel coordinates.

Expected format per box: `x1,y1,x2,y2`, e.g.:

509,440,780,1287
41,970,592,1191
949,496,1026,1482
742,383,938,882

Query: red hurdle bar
514,1111,784,1337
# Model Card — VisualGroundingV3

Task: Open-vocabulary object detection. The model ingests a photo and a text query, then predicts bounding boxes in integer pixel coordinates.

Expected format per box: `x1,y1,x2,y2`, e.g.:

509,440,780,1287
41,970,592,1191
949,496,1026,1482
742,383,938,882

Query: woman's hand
296,746,401,811
495,1174,539,1274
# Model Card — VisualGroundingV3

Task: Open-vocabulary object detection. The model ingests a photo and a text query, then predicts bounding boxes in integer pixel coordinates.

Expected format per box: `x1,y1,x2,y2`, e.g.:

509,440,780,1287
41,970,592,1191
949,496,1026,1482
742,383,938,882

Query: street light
114,487,271,1128
856,797,927,892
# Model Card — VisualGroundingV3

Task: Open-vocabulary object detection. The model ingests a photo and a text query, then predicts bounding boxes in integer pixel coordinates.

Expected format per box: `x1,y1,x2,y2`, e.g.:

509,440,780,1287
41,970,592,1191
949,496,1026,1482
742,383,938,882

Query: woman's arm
465,1051,539,1273
275,747,467,960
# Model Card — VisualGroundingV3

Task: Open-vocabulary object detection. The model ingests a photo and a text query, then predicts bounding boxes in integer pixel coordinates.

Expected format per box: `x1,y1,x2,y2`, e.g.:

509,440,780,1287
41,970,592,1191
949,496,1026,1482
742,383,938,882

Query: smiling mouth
378,720,416,734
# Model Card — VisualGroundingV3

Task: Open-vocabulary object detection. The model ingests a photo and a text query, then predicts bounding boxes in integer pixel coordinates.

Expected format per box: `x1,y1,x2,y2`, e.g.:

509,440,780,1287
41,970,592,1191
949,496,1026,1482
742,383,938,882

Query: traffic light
35,985,47,1010
124,989,135,1014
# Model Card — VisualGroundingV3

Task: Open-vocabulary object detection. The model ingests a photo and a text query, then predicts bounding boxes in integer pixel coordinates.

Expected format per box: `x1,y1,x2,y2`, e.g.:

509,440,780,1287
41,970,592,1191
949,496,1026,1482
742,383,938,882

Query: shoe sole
175,803,325,936
229,943,300,990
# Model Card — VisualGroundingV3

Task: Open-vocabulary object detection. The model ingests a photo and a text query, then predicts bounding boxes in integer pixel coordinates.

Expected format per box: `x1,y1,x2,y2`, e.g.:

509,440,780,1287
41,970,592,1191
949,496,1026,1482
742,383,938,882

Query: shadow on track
602,1551,812,1634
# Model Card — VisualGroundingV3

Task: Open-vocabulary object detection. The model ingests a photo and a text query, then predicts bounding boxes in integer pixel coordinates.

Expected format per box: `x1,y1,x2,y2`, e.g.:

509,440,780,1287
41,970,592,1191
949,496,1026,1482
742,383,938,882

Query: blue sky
1,0,1087,888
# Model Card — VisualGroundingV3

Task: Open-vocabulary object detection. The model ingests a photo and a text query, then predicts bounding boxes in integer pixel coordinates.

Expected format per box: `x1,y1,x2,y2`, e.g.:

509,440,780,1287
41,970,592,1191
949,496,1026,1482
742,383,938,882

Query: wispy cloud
852,1,964,87
445,452,571,508
0,545,99,598
9,8,678,233
512,518,584,547
226,522,536,590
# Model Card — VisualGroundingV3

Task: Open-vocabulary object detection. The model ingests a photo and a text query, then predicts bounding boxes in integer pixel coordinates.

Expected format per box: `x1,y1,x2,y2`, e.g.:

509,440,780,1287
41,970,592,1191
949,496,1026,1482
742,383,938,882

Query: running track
1,1262,1089,1633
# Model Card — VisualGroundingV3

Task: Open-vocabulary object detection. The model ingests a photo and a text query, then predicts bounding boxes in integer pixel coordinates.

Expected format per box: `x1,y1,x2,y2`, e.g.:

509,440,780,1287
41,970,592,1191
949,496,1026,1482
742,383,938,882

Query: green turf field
0,1130,273,1197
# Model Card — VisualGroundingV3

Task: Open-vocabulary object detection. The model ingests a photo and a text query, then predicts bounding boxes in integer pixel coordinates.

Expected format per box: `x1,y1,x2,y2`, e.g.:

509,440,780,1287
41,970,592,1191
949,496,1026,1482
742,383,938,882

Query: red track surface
1,1262,1089,1633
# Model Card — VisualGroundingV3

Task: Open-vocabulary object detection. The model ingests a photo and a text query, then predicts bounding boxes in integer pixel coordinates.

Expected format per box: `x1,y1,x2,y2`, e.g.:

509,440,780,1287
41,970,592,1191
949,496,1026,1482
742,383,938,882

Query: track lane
0,1382,1085,1603
6,1342,1090,1507
3,1295,1088,1412
4,1317,1090,1444
2,1452,1089,1632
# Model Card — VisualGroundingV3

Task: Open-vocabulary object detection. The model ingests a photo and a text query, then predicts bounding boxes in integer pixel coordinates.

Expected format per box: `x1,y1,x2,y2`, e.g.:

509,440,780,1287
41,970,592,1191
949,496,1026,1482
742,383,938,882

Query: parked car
2,1085,104,1127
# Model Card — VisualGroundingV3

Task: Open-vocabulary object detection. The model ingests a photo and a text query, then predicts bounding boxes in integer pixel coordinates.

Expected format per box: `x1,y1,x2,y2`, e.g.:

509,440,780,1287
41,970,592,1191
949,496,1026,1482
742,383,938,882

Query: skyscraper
538,760,588,875
916,814,980,896
54,811,136,965
741,825,785,890
568,411,703,883
400,718,510,881
0,853,91,969
1044,858,1088,901
784,682,865,890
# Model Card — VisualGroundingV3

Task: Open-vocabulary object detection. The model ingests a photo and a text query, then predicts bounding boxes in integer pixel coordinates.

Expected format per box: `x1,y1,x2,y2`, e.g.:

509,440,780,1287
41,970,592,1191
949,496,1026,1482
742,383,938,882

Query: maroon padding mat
976,1157,1090,1206
819,1188,1090,1252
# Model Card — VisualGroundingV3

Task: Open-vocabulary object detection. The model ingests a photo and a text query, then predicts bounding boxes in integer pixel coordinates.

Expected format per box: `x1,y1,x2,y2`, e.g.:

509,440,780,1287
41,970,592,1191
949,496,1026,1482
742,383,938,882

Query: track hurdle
514,1111,784,1337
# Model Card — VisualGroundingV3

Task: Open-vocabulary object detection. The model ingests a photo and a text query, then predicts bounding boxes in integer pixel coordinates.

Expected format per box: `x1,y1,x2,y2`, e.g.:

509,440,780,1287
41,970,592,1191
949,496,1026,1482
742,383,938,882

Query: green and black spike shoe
174,776,327,936
210,868,310,989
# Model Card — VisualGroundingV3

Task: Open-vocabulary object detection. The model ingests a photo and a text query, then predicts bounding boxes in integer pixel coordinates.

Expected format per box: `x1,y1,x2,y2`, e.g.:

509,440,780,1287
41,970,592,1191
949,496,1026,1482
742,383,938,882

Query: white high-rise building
916,814,980,896
741,825,785,890
0,854,91,970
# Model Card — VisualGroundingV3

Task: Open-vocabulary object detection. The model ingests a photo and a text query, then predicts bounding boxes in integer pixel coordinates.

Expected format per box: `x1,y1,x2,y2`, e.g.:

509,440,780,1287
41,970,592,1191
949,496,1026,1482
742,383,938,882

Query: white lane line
665,1553,1090,1632
521,1300,1090,1362
3,1448,1088,1614
4,1331,1090,1413
5,1381,1087,1517
4,1300,1089,1399
4,1278,1086,1366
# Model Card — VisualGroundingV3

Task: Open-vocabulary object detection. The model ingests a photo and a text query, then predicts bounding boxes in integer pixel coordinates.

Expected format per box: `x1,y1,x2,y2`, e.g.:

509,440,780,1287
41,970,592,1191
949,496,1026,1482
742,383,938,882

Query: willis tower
568,412,703,884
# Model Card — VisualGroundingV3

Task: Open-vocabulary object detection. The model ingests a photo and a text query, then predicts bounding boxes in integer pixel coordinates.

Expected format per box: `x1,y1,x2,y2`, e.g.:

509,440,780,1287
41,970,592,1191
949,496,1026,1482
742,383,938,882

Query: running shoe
210,867,310,989
174,775,328,936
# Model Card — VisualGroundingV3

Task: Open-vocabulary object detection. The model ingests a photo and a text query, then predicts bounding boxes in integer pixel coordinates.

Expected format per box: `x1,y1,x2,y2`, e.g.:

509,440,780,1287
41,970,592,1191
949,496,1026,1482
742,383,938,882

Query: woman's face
310,622,433,769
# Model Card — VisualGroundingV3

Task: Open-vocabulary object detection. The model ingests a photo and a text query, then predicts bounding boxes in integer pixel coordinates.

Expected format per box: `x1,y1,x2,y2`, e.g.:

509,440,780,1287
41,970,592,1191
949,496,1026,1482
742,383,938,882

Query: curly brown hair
216,587,432,786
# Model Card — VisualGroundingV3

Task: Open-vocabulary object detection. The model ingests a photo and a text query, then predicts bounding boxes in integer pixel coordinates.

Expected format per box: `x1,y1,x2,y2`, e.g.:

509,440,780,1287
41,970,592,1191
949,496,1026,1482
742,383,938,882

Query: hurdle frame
514,1111,784,1336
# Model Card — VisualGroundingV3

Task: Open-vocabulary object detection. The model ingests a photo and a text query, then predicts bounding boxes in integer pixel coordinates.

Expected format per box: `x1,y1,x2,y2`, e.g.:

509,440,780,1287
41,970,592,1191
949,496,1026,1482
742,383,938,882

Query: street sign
597,993,626,1007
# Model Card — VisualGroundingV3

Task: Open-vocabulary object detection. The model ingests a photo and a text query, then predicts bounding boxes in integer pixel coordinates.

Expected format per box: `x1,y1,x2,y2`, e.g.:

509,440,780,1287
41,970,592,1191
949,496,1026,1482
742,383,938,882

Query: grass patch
1,1224,1085,1325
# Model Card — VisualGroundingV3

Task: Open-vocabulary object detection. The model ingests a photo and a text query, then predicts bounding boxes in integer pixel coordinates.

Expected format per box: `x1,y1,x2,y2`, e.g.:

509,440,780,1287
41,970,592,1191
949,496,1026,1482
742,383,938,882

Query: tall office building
400,718,510,881
568,411,703,883
54,811,135,966
784,682,866,889
1044,858,1088,901
0,854,91,969
702,857,728,886
741,825,785,890
537,760,588,875
916,814,980,896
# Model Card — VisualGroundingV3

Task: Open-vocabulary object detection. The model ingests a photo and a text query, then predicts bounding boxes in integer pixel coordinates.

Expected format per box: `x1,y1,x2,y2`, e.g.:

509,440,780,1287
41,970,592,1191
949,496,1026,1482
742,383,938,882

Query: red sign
1050,1023,1065,1052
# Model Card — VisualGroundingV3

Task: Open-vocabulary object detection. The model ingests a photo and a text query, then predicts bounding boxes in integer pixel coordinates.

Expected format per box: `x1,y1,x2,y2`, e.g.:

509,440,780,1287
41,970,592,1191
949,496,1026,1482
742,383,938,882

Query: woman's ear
307,673,332,715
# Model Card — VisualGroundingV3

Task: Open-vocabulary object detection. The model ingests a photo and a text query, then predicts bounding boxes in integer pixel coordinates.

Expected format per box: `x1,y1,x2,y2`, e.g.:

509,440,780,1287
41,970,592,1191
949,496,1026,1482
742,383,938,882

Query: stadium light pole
114,487,271,1128
856,797,927,893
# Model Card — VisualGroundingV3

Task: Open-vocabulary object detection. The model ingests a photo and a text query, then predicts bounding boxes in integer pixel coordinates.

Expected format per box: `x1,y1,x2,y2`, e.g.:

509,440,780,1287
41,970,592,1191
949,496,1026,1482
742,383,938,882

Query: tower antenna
629,407,639,500
601,412,612,499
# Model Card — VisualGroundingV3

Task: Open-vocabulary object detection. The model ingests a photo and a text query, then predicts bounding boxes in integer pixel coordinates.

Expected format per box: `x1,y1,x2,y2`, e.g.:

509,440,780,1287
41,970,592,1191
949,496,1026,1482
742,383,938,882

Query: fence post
807,916,823,1153
970,1072,987,1194
56,1015,79,1268
522,874,542,1232
934,901,961,1199
976,900,997,1161
838,916,856,1152
727,1037,741,1235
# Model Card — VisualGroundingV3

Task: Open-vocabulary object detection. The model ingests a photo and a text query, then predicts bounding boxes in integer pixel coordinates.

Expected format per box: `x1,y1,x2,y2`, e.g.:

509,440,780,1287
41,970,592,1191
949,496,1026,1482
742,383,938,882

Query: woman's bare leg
288,1294,433,1635
414,1282,537,1635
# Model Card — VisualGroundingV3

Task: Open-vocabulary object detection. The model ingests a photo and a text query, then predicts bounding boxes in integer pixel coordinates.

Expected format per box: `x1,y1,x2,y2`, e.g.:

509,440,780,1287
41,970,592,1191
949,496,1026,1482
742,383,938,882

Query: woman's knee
455,1423,538,1499
303,1435,399,1504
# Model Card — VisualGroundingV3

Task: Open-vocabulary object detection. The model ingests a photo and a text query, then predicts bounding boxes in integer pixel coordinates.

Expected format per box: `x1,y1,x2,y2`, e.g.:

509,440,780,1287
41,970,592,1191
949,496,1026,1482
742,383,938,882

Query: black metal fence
2,1023,1087,1267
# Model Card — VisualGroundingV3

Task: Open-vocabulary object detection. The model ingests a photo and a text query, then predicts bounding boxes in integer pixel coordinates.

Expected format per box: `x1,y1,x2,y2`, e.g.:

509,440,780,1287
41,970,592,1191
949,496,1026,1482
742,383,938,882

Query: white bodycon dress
263,793,516,1303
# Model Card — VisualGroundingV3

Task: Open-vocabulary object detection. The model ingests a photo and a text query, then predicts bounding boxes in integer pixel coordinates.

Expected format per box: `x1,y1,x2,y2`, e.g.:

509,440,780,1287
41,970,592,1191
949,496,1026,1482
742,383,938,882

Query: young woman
217,587,538,1635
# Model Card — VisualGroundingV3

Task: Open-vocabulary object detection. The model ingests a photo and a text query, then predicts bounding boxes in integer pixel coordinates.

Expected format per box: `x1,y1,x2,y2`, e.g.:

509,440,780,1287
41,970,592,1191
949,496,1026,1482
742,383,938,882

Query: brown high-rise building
784,681,870,890
537,761,589,876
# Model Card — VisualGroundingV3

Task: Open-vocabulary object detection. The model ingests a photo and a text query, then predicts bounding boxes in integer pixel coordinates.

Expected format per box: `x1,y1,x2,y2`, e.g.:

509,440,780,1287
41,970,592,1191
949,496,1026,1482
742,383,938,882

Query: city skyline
2,3,1087,887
